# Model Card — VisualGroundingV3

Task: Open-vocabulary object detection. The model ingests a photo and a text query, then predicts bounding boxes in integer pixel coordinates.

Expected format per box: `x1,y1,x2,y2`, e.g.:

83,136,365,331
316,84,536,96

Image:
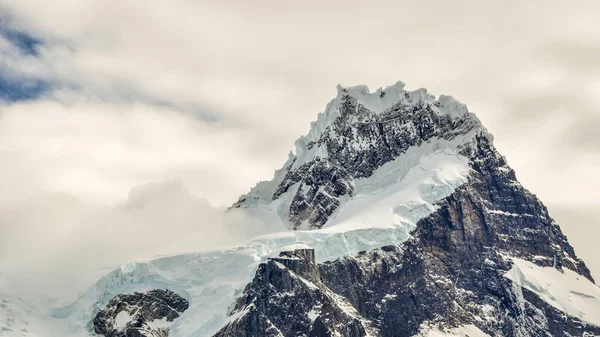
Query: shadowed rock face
92,289,189,337
215,133,599,337
214,248,374,337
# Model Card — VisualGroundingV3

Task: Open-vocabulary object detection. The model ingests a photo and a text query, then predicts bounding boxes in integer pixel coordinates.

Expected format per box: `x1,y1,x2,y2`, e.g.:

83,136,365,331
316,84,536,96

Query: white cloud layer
0,1,599,281
0,179,277,299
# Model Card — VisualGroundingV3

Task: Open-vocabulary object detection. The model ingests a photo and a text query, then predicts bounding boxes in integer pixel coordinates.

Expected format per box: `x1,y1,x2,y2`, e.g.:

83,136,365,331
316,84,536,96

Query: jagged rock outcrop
274,159,354,228
92,289,189,337
217,131,599,336
214,248,377,337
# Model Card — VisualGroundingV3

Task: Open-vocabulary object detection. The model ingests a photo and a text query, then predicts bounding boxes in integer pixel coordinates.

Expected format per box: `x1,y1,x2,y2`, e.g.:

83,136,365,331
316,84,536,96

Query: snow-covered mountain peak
299,81,474,149
334,81,406,114
235,81,488,230
3,80,598,337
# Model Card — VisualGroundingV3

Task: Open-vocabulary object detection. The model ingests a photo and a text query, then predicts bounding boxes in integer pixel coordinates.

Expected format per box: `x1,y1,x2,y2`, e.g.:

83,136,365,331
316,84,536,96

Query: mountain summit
234,81,486,230
2,81,599,337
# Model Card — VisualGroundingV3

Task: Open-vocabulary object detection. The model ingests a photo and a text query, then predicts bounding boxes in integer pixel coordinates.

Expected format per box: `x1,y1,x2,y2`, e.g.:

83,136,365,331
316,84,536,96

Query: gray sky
0,1,598,283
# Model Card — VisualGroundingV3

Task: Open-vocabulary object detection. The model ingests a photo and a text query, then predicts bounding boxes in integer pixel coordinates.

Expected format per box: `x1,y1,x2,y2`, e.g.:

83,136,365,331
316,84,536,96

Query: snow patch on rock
114,310,131,329
505,258,600,326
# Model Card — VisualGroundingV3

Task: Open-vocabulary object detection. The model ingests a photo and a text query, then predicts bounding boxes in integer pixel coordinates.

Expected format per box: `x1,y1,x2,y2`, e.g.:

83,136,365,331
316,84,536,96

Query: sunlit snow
505,258,600,326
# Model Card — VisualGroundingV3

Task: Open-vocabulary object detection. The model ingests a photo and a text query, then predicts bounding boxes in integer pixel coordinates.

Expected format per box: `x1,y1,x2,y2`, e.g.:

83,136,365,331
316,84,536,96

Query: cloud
0,179,277,298
0,19,42,57
537,39,600,75
562,115,600,151
0,18,50,101
549,205,600,281
0,97,285,206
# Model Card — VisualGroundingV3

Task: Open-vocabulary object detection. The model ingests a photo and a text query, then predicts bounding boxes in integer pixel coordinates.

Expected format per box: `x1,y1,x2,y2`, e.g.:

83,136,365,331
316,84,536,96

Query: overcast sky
0,1,598,284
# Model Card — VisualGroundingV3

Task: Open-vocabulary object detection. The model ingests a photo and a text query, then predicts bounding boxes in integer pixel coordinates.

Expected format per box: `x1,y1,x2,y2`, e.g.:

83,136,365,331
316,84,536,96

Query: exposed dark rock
275,160,353,229
214,249,375,337
92,289,189,337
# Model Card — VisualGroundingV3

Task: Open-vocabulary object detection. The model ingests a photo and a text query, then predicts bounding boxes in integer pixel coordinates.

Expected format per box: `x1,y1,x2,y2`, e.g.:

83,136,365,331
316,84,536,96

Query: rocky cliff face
214,248,376,337
92,289,189,337
217,131,599,336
